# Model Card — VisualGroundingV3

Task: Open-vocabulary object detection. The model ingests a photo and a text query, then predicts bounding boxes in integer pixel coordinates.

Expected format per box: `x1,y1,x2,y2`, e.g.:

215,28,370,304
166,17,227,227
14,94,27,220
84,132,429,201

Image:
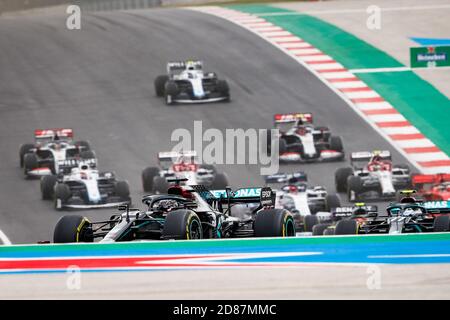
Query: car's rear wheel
154,75,169,97
41,175,57,200
335,219,359,235
254,209,295,237
347,176,363,202
142,167,160,192
80,150,96,160
115,181,130,200
325,194,341,211
329,135,344,153
304,214,319,232
75,140,91,152
434,215,450,232
19,143,34,168
153,176,169,194
335,167,353,192
54,215,93,243
312,223,331,236
211,173,229,189
162,210,203,240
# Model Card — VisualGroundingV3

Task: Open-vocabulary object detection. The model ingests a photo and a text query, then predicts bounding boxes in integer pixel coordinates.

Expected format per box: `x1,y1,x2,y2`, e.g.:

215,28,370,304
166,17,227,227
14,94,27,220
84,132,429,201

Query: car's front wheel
54,215,93,243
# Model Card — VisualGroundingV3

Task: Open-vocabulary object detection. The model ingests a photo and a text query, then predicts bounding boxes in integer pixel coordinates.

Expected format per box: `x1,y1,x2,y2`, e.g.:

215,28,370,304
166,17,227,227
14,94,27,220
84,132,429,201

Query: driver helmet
156,199,179,212
352,206,368,217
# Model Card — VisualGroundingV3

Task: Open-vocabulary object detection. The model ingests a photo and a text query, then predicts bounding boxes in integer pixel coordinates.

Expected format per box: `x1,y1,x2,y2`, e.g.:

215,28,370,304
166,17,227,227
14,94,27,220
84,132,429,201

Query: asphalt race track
0,8,415,244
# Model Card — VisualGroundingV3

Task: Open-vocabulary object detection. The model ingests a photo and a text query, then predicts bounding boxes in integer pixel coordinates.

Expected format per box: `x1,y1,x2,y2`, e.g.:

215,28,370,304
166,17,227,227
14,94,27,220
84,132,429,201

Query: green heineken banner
410,46,450,68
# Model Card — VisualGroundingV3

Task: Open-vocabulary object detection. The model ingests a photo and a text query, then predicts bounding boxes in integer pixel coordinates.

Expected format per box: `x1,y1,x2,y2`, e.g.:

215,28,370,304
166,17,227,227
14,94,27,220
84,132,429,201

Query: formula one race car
40,160,131,210
19,128,95,178
154,60,230,105
265,172,341,232
335,151,412,202
53,181,295,243
320,191,450,235
311,203,379,236
142,150,229,193
269,113,344,163
410,173,450,201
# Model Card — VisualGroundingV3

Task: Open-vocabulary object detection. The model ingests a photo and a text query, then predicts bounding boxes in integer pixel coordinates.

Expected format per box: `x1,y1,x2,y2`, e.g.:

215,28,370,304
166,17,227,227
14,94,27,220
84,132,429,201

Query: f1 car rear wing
34,128,73,141
331,205,378,218
412,174,450,186
274,113,313,124
264,172,307,184
193,186,275,206
350,150,391,163
57,158,97,175
423,200,450,214
158,151,197,162
167,60,203,74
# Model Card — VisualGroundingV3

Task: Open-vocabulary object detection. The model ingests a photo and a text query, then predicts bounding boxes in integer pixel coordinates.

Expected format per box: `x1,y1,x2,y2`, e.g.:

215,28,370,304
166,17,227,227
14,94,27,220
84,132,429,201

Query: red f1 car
411,173,450,201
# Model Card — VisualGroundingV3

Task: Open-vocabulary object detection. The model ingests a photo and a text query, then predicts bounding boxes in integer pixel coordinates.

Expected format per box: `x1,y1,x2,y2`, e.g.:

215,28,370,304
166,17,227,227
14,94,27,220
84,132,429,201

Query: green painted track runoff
227,4,450,157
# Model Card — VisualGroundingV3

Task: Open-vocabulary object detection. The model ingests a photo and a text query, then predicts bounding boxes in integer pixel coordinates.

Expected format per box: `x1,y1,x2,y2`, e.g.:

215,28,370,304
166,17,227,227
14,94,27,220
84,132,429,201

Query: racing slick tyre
347,176,363,202
254,209,296,237
312,223,331,236
54,183,71,210
335,167,353,193
19,143,34,168
211,173,229,189
153,176,169,194
329,136,344,153
75,140,91,151
335,219,359,235
164,81,179,105
433,215,450,232
217,80,230,101
325,194,341,211
115,180,130,199
154,75,169,97
54,215,93,243
162,210,203,240
304,214,319,232
41,175,57,200
80,150,96,160
142,167,160,192
23,153,39,176
323,227,335,236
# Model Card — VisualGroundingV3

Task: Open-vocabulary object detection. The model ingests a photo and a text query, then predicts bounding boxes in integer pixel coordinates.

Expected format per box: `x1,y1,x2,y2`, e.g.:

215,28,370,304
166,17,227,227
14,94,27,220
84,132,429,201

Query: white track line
0,229,11,245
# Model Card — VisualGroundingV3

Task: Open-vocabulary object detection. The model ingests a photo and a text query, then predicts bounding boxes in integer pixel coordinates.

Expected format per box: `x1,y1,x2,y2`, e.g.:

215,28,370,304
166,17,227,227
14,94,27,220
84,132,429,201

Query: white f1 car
335,150,412,202
40,160,131,210
142,151,229,193
19,128,95,178
270,113,345,163
265,172,341,232
154,60,230,105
